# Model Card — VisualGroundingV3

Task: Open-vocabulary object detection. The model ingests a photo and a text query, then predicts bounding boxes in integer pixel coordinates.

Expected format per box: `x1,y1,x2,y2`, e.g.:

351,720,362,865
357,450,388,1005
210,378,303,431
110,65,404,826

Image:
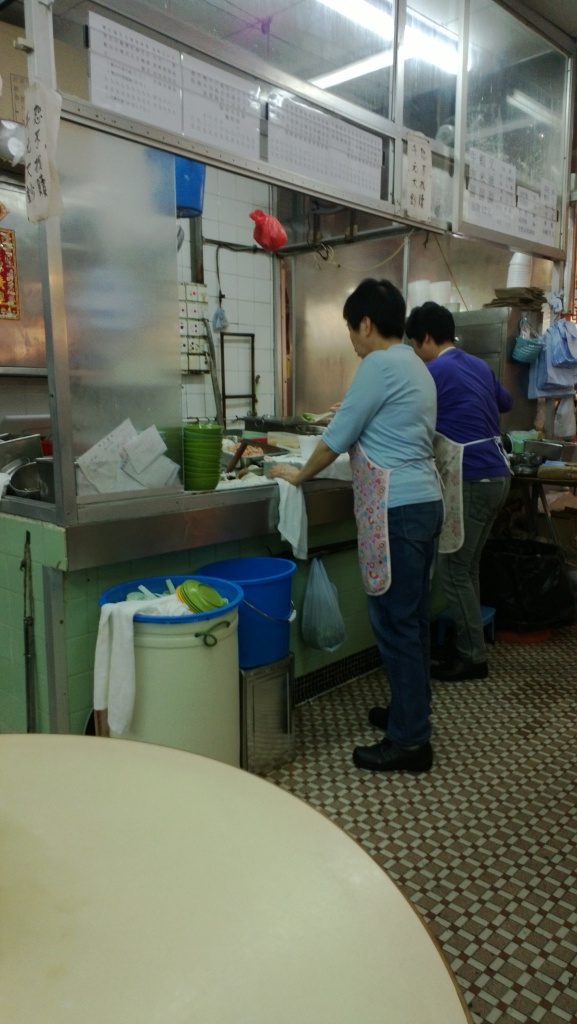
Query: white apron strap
434,433,513,556
433,432,464,554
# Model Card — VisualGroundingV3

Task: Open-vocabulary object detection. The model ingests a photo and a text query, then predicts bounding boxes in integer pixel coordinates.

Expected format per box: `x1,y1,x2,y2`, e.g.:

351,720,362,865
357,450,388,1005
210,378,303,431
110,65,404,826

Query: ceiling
1,0,576,47
516,1,577,45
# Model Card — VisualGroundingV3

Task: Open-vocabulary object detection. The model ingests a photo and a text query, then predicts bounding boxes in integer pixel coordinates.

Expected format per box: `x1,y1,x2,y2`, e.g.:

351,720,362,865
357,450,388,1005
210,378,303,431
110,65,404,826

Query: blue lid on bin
99,575,243,624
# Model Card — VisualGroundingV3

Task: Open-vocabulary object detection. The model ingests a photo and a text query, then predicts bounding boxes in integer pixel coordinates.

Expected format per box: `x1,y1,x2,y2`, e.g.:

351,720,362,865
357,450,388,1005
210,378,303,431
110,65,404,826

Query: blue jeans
367,499,444,748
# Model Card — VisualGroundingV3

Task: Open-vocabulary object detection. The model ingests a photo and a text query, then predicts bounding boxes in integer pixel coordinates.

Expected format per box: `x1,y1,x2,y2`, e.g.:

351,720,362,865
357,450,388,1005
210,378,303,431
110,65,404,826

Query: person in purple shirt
406,301,512,682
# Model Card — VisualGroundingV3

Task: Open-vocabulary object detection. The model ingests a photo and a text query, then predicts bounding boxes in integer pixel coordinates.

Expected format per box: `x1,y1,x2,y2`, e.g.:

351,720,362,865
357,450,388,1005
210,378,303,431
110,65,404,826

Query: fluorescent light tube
311,50,394,89
315,0,394,40
507,90,558,127
312,1,458,88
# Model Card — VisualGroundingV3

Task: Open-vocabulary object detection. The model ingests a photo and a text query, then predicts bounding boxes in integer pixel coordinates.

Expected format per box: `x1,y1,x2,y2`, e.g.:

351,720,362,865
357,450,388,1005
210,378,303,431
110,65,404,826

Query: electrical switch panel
185,282,208,303
179,281,210,375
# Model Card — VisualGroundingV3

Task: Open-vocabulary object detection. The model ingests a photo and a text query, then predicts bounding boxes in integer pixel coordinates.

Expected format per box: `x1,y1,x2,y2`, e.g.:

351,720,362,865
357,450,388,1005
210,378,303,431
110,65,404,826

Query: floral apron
349,440,433,597
433,432,511,554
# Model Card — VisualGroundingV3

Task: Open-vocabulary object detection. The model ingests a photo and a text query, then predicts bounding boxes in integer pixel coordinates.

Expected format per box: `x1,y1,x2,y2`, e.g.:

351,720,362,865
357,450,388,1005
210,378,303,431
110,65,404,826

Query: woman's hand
268,440,339,486
268,464,302,486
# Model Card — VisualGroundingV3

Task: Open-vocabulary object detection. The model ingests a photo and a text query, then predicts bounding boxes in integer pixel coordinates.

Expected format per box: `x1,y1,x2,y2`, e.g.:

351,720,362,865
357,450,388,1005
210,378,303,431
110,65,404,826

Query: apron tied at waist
434,433,511,554
349,440,434,597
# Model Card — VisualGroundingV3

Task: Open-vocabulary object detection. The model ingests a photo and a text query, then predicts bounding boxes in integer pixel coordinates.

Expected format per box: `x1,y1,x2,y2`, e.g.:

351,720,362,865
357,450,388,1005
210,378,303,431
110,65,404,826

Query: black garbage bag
480,538,575,631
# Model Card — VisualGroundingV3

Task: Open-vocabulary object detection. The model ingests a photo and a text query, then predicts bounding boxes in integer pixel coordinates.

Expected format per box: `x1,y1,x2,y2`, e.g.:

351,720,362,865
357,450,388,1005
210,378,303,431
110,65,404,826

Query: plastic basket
511,335,543,364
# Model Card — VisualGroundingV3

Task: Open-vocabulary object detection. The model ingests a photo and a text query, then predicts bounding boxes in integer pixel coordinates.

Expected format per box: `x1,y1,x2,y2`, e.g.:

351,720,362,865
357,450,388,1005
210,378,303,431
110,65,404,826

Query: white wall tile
202,218,219,241
254,256,272,281
221,298,238,323
254,302,273,327
218,249,237,276
235,175,259,202
202,193,219,219
217,169,237,198
218,197,239,228
236,275,255,302
255,350,274,375
191,172,277,428
236,299,255,325
254,330,272,350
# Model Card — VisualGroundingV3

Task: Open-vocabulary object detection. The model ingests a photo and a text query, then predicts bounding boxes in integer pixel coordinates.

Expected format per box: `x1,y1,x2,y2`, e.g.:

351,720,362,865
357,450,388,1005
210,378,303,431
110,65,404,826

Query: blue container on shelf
198,557,297,669
175,157,206,218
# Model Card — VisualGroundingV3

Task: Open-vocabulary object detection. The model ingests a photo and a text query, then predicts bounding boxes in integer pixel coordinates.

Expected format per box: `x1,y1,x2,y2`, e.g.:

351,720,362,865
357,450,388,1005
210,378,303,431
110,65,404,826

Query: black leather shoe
368,705,389,731
352,738,433,773
432,660,488,682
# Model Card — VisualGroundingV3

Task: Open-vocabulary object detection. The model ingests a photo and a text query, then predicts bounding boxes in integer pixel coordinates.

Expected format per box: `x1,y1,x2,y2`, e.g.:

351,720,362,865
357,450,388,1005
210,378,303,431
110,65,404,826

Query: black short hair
405,301,455,345
343,278,406,338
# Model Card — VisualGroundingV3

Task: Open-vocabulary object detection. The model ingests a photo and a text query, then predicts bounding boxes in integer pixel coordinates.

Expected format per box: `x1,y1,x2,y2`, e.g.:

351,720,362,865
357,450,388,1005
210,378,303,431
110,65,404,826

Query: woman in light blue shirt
270,279,444,772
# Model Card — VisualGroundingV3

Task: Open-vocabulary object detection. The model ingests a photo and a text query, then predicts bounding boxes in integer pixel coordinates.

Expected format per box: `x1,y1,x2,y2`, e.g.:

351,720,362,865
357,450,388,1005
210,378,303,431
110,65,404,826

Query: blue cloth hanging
528,322,577,398
548,319,577,368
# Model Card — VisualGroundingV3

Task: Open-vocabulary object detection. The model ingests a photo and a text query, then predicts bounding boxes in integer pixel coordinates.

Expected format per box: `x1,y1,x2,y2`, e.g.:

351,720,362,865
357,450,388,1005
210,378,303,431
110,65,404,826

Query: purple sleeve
494,375,513,413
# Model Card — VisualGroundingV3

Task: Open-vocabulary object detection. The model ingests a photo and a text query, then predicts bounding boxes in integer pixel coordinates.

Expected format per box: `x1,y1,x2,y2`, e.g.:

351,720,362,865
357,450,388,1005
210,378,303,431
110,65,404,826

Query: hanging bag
511,334,544,364
301,558,346,651
249,209,288,252
511,315,544,364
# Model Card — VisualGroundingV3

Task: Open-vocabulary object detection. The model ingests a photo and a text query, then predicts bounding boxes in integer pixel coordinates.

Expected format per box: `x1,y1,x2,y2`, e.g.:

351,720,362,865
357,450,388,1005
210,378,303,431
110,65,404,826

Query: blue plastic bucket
99,575,243,623
198,557,297,669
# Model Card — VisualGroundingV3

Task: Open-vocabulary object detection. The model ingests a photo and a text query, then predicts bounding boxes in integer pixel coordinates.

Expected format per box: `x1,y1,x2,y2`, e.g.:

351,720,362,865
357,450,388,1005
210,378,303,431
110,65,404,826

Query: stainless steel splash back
291,237,406,415
0,182,46,370
453,306,538,431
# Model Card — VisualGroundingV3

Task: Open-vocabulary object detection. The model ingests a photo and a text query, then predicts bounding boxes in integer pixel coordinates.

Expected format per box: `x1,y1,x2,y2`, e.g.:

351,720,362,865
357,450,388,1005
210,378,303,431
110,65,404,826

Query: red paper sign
0,228,20,319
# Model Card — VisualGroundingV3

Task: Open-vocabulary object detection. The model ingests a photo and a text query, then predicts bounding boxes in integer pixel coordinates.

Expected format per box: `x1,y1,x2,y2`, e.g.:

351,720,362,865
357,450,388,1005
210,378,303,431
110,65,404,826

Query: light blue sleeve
322,355,386,454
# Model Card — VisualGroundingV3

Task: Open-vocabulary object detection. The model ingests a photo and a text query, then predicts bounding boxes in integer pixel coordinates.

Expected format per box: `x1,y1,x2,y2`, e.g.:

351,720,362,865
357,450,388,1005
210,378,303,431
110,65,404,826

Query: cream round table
1,735,471,1024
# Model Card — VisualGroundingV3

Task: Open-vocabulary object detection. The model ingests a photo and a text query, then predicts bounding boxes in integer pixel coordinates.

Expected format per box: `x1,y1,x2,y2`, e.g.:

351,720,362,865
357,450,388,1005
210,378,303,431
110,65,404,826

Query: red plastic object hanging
249,209,288,252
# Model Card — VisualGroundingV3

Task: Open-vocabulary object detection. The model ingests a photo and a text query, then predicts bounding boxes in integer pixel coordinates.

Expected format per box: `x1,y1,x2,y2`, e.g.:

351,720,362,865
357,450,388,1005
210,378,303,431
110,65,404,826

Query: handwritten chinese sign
24,81,63,224
0,228,20,319
406,131,432,223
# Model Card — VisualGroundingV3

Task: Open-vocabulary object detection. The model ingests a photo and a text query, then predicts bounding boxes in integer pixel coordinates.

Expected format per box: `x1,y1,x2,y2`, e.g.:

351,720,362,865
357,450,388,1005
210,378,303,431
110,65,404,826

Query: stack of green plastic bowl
183,423,224,491
158,427,183,473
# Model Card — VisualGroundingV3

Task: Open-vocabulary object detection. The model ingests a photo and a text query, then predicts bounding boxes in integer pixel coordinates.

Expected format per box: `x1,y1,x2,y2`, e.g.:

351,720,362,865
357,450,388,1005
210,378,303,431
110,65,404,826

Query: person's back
427,347,512,479
406,300,512,683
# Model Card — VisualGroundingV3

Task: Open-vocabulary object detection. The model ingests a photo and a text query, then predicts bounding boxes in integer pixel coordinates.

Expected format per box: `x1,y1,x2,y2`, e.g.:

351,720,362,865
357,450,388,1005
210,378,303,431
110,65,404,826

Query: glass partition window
467,1,567,195
129,0,396,119
58,123,183,498
402,0,462,146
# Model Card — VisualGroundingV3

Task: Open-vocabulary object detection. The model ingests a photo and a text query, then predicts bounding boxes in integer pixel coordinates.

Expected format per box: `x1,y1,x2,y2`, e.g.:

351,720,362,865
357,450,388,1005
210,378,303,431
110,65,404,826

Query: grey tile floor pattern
267,628,577,1024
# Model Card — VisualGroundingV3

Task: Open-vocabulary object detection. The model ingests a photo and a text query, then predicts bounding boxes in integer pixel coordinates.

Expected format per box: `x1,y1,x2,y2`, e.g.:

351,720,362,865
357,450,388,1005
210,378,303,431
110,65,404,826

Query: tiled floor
268,628,577,1024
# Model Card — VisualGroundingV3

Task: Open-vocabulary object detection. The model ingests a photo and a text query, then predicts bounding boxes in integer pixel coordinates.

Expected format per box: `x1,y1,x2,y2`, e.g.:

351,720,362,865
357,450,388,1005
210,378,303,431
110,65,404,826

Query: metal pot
523,439,563,461
7,462,42,499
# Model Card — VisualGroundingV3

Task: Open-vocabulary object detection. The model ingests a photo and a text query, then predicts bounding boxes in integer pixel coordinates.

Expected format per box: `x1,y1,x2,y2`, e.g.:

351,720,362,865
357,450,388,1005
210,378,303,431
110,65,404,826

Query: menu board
268,93,382,199
88,12,182,134
405,132,432,222
182,55,261,160
516,182,557,246
465,147,558,247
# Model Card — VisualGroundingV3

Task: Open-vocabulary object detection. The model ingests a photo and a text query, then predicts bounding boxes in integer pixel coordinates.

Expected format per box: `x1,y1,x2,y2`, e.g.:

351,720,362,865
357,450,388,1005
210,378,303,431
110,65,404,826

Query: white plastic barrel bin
99,575,243,767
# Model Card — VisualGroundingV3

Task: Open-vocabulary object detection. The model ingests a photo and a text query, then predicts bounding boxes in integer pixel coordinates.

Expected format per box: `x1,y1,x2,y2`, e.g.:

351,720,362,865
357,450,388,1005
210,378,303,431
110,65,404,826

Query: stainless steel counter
2,479,354,571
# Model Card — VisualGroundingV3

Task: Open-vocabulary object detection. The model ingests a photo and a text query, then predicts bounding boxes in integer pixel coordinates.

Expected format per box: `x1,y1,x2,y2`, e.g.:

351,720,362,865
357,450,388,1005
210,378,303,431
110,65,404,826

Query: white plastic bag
301,558,346,651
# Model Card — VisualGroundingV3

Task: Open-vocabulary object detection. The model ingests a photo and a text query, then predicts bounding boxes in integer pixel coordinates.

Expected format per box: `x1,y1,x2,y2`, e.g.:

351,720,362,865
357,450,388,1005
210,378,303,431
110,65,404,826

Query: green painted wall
0,510,450,736
0,514,66,734
0,513,376,735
